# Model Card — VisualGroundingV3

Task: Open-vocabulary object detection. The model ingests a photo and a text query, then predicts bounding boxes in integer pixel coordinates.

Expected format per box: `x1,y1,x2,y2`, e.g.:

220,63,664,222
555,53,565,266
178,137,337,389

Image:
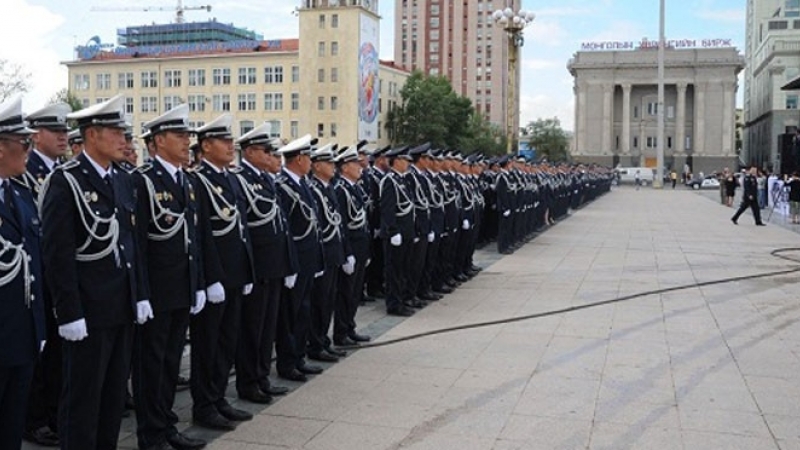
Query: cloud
523,59,561,70
526,19,569,47
536,7,596,17
694,9,746,23
519,92,576,131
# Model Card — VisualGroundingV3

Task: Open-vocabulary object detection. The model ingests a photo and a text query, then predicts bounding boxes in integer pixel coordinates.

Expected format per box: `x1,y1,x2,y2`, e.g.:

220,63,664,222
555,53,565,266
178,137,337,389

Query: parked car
686,175,721,190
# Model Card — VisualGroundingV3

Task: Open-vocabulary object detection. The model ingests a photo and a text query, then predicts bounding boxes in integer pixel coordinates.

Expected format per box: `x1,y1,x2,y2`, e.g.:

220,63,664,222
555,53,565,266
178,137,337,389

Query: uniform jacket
309,176,346,268
379,170,415,240
275,168,324,274
334,177,370,261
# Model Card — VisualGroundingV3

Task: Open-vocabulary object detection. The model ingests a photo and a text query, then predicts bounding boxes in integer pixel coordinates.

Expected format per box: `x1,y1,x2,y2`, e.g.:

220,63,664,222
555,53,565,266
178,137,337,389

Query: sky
2,0,745,132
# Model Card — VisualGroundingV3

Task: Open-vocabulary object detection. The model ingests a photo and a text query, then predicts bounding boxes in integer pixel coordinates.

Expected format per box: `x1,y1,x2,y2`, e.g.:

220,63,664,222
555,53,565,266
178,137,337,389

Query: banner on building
358,12,380,142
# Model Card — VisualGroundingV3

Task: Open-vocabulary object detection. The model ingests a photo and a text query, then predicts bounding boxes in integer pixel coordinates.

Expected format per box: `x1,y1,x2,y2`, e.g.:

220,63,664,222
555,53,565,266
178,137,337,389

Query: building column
573,83,580,155
578,83,588,155
721,81,735,156
676,82,687,155
621,83,632,155
602,84,613,155
694,82,706,156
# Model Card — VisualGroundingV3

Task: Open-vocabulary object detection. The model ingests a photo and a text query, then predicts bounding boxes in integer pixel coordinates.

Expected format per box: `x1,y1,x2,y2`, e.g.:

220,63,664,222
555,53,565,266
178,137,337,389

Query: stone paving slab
24,185,800,449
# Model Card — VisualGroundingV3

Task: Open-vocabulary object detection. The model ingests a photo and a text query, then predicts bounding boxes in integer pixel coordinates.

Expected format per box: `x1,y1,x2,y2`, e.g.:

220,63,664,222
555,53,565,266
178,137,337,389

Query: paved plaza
25,185,800,449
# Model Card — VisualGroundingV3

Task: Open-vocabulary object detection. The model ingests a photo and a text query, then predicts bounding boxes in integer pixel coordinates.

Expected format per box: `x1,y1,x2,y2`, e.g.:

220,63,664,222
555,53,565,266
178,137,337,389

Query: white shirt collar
83,152,112,179
242,159,262,175
312,175,329,188
283,167,304,185
33,149,57,171
155,155,180,181
202,159,226,174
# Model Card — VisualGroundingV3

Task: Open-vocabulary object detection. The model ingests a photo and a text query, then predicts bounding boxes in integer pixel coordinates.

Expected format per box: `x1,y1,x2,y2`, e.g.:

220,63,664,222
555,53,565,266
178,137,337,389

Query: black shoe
731,218,738,225
297,362,324,375
334,336,358,346
417,292,439,301
238,388,273,404
387,306,414,317
217,403,253,421
470,265,483,272
166,431,207,450
325,346,348,357
445,278,460,287
454,274,469,283
367,290,386,299
361,294,378,302
176,375,190,392
432,285,454,294
262,384,289,396
405,299,426,309
308,351,339,362
144,440,172,450
278,369,308,382
756,223,766,226
348,332,371,343
193,412,236,431
23,426,59,447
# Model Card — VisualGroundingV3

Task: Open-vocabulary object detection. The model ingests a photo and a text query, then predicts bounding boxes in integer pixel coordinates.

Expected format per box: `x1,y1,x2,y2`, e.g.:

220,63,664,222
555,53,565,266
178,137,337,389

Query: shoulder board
56,159,80,171
136,163,153,174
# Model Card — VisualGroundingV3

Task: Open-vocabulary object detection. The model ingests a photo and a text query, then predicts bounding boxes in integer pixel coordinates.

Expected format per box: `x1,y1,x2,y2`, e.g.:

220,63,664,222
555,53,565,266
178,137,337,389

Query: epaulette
56,159,80,171
136,163,153,174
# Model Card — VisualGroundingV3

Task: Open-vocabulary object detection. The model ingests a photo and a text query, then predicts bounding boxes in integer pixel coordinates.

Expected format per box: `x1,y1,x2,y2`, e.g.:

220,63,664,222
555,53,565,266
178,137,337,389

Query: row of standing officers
0,94,613,450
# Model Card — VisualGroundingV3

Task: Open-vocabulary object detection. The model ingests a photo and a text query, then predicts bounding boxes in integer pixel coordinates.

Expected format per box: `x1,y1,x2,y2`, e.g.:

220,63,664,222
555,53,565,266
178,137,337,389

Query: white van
615,167,655,185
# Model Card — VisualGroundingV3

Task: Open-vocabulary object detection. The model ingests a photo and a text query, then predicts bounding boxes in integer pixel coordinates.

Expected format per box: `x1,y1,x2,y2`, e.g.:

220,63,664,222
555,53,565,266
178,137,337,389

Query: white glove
365,258,371,267
462,219,470,230
390,234,402,247
206,282,225,304
342,255,356,275
427,231,435,243
503,210,511,217
191,290,206,315
40,341,46,352
59,318,88,342
284,273,298,289
136,300,154,325
314,270,325,278
242,283,253,295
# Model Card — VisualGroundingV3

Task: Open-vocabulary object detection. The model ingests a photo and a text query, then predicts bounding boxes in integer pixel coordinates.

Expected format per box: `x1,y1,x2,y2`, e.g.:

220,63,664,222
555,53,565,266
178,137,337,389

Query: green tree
458,113,507,156
522,117,570,162
0,59,31,101
49,88,84,111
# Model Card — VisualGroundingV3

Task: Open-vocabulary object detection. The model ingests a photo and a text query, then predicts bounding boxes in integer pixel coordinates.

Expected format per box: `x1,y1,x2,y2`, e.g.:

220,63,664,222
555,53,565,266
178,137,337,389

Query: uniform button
30,275,35,282
120,245,125,250
188,255,193,261
30,294,35,301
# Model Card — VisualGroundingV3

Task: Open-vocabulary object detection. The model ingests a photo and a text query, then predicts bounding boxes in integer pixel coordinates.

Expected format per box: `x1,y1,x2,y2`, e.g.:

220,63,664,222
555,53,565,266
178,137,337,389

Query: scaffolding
117,20,263,47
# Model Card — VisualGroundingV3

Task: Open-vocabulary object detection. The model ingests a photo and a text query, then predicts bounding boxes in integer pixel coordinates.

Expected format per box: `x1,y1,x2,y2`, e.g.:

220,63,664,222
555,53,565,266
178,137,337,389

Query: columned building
568,48,744,175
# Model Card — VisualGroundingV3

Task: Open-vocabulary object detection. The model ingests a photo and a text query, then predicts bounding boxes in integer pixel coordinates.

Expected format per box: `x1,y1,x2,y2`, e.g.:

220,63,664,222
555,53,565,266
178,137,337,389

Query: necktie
3,180,18,222
175,170,183,187
104,173,115,198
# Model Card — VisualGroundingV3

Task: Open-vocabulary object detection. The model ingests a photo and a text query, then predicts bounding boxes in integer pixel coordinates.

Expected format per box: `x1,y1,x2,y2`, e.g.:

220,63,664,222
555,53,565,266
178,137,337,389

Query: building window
331,67,338,82
125,97,134,114
212,94,231,112
318,42,326,57
318,68,325,83
264,66,284,84
787,94,799,109
212,68,231,85
291,66,300,83
331,41,339,56
239,67,257,84
331,14,339,28
238,93,257,111
633,137,639,148
188,69,206,86
667,136,673,149
95,97,109,104
164,70,181,88
118,72,134,89
319,14,325,28
331,96,338,110
317,123,324,137
188,94,206,112
430,17,439,28
667,105,675,119
96,73,111,90
291,93,299,110
81,98,90,108
274,93,283,110
330,123,337,137
141,96,158,113
141,71,158,88
318,96,325,110
633,106,639,118
240,120,254,135
685,136,691,150
647,102,658,116
290,120,299,138
164,95,181,111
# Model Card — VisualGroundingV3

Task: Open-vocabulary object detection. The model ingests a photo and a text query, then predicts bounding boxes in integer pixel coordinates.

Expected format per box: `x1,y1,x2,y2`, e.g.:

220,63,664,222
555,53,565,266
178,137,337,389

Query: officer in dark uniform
362,146,390,300
333,147,372,346
119,125,139,173
67,129,83,157
731,166,766,226
20,102,70,447
40,94,143,449
380,146,416,317
274,135,325,382
232,124,293,403
190,114,255,431
495,156,515,254
0,96,45,450
404,143,433,308
132,104,207,450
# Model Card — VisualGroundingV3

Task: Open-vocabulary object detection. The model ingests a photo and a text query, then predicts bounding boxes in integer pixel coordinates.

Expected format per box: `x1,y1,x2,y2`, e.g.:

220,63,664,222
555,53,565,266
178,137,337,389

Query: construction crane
91,0,212,24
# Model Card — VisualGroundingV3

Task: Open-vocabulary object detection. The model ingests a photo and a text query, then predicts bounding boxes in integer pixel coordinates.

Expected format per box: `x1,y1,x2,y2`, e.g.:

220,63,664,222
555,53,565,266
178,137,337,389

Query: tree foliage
385,71,505,154
522,117,570,162
0,59,31,101
50,88,85,112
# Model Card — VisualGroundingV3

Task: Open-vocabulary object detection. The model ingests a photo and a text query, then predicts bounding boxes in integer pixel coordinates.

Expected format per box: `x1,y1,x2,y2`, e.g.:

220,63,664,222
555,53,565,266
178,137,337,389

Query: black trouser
0,362,34,450
365,237,384,295
25,321,61,434
308,267,338,355
59,324,132,450
406,237,428,300
437,231,457,285
133,308,190,448
334,257,368,341
239,277,281,392
190,286,242,419
732,196,763,224
275,273,314,375
418,238,440,295
383,239,409,311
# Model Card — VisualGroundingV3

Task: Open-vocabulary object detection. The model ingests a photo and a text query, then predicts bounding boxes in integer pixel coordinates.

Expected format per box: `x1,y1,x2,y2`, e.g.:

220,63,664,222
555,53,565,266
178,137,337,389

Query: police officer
41,94,143,449
67,129,83,157
333,147,372,346
232,124,293,402
21,102,70,447
495,156,515,254
0,96,46,450
190,114,255,431
119,125,139,173
362,146,390,301
731,166,766,226
274,135,325,382
132,104,207,450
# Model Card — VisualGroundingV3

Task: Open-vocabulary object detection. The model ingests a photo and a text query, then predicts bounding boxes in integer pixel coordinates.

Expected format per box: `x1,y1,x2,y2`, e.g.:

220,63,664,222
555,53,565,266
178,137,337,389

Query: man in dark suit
232,124,294,403
21,102,70,447
132,104,207,450
41,95,144,449
190,114,255,431
274,135,325,382
380,146,416,317
0,96,46,450
732,166,766,226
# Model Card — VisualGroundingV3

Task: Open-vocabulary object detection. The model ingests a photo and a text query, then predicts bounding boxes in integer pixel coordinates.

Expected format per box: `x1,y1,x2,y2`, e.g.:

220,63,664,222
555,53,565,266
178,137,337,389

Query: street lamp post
492,7,535,155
